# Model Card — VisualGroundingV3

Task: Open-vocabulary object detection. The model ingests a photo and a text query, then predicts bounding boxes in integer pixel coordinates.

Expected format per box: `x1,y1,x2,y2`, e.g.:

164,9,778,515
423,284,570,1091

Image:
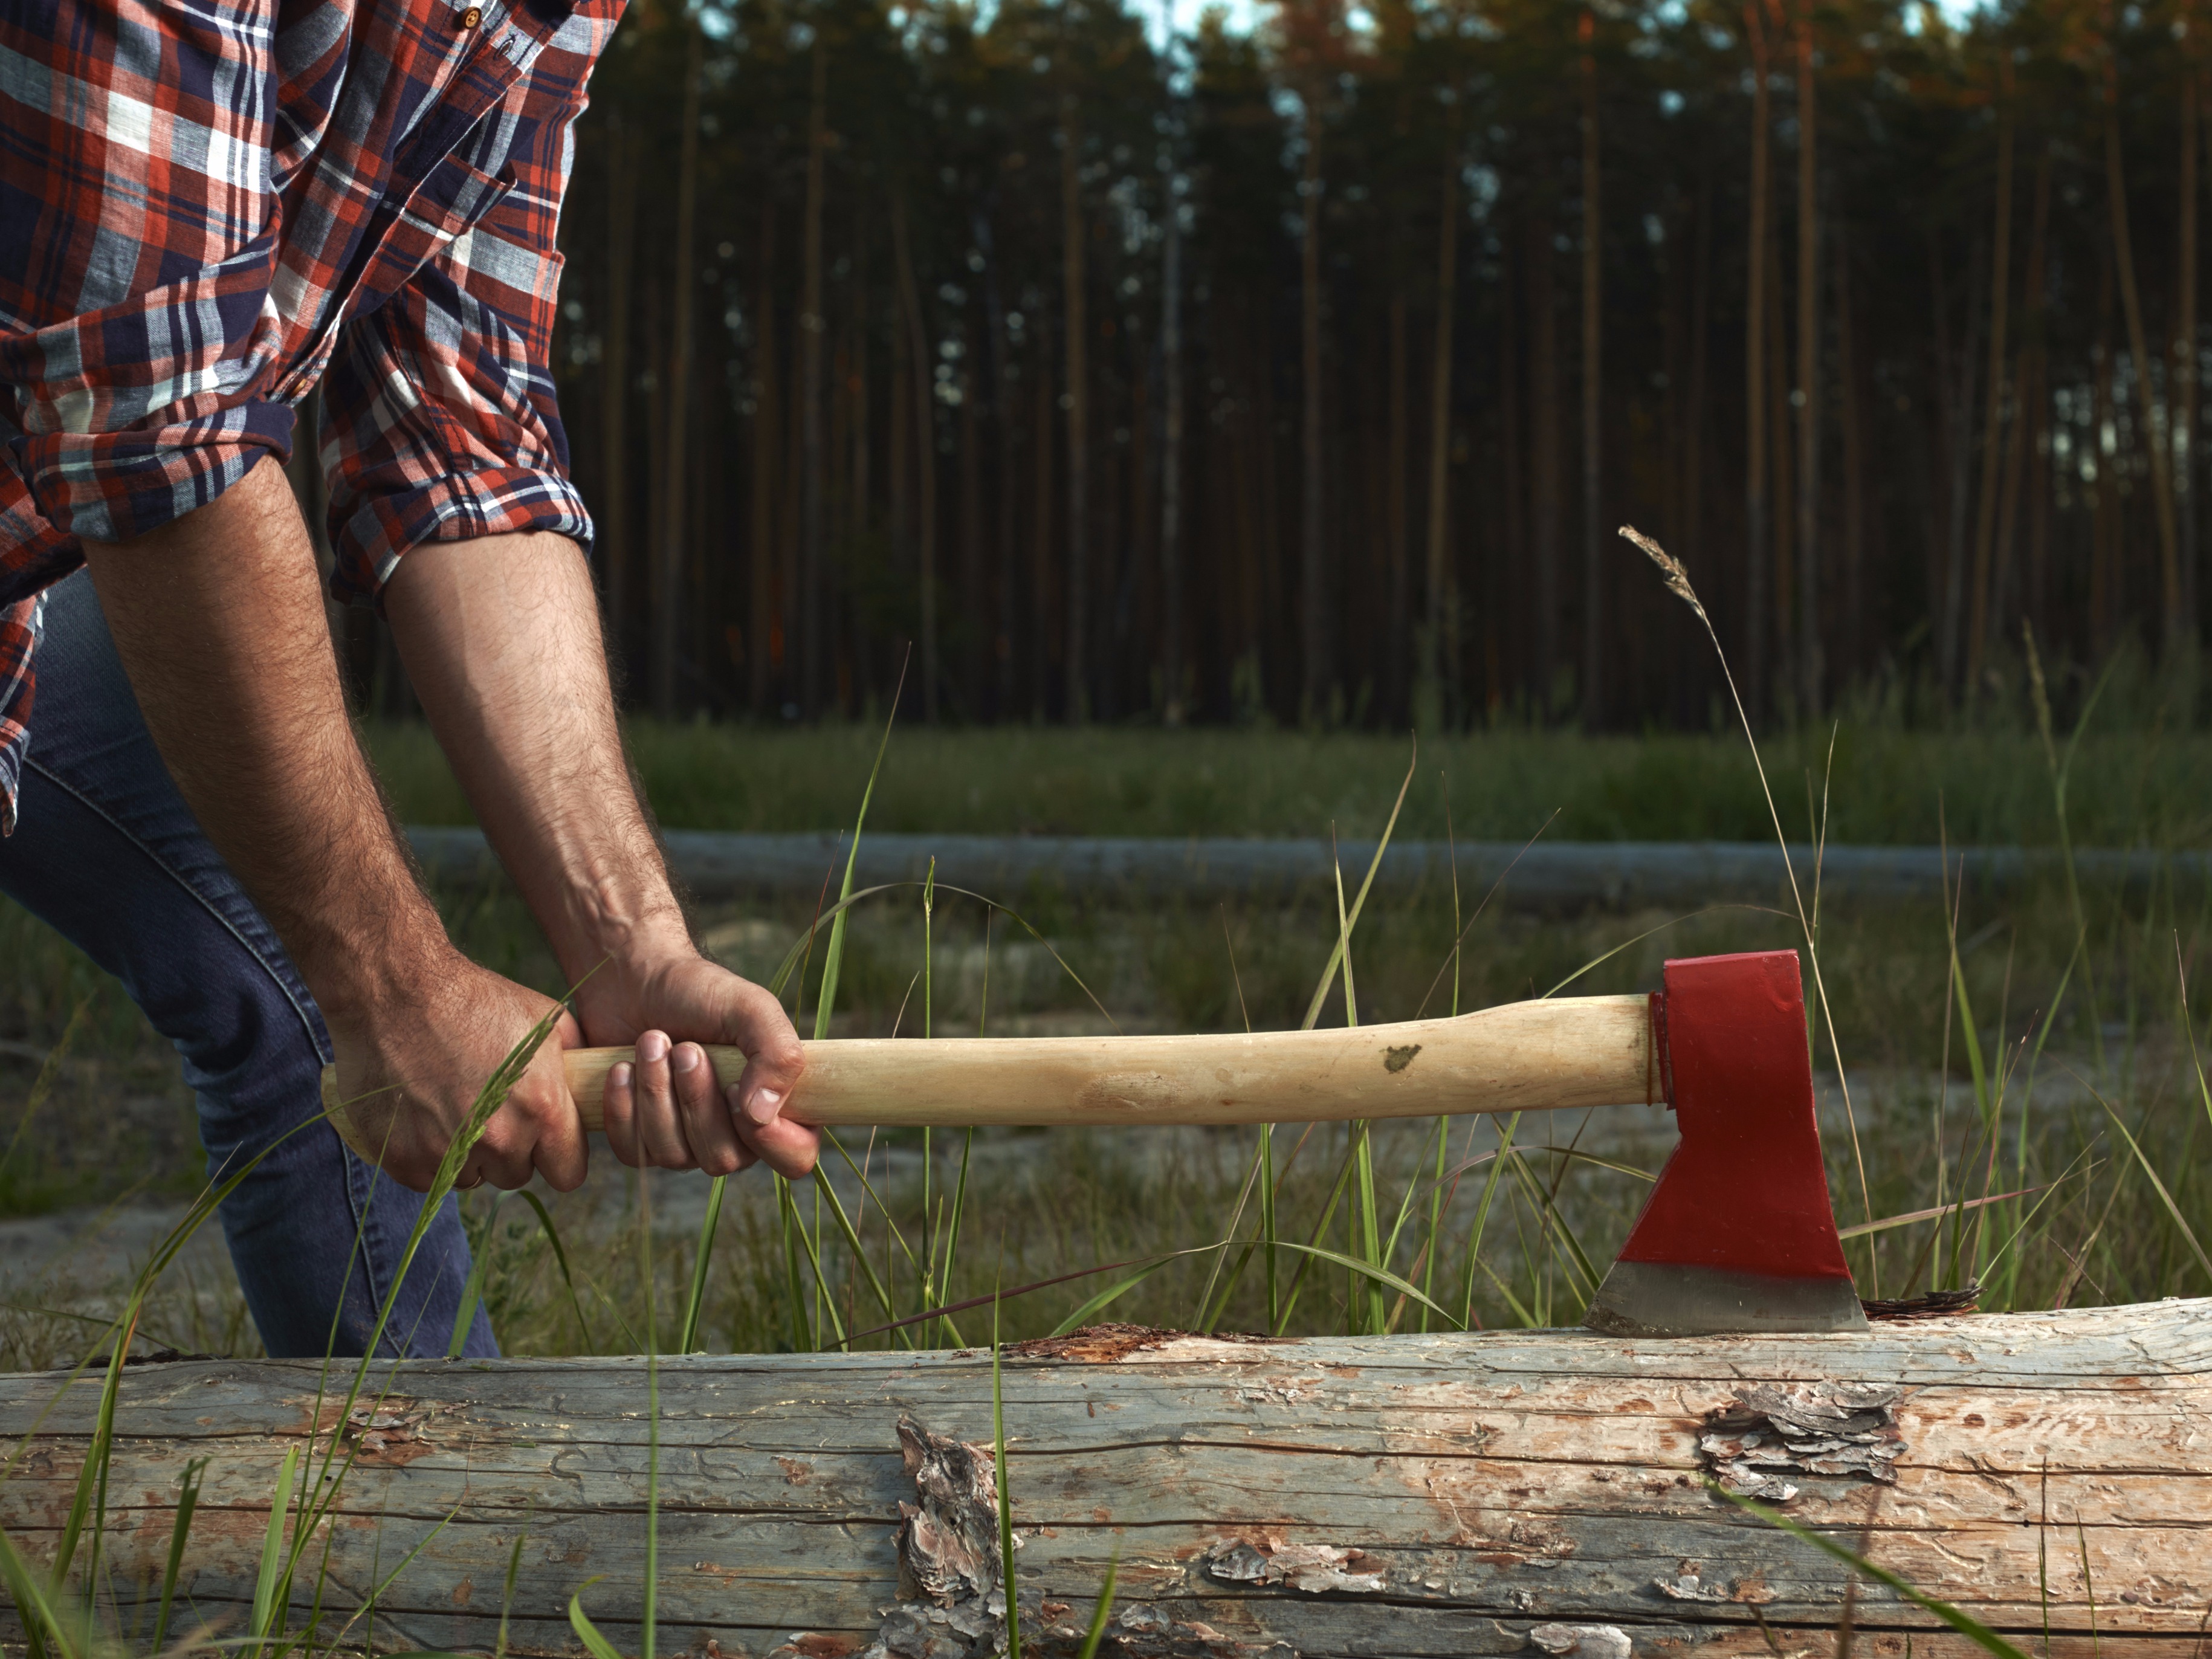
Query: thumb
727,979,806,1129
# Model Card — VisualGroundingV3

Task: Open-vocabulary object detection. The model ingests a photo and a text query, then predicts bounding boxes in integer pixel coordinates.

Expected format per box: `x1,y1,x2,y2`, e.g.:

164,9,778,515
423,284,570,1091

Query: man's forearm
381,531,687,986
80,458,453,1015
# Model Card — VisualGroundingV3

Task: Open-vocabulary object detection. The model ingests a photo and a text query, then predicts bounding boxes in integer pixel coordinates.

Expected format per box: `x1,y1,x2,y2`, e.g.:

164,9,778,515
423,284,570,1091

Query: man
0,0,815,1358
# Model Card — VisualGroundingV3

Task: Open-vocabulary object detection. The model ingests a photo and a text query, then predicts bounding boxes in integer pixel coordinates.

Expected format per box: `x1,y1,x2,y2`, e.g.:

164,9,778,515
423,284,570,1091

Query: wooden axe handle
318,995,1654,1145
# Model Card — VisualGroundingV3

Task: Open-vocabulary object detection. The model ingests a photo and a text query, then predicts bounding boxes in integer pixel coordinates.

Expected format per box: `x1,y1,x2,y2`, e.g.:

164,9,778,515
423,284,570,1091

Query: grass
368,711,2212,848
5,598,2212,1649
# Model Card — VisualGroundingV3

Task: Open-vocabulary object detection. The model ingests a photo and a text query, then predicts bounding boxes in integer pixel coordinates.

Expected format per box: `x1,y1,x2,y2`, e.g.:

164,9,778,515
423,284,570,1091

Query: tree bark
599,116,636,673
2104,76,2185,647
1032,302,1056,722
1386,267,1409,722
1061,92,1090,723
1742,0,1771,723
11,1305,2212,1657
2181,56,2201,636
798,40,830,716
655,19,701,721
1965,57,2013,697
1579,10,1603,728
893,194,939,723
977,209,1020,723
1528,210,1561,718
1299,89,1329,719
1993,144,2052,657
748,193,779,716
1159,95,1187,725
1421,124,1459,729
1792,0,1819,717
1834,227,1863,674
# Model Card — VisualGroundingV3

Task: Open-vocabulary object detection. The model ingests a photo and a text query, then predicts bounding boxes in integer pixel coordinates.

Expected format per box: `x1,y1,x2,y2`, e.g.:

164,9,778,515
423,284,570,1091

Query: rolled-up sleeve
0,0,295,545
317,4,606,601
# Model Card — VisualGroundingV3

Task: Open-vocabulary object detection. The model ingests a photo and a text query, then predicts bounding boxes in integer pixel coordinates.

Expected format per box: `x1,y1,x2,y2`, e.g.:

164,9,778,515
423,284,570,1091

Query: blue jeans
0,569,493,1359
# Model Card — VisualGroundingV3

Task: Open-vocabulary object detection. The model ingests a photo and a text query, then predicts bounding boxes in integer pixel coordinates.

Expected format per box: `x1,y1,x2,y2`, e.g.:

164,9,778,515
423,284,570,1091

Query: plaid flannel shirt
0,0,617,832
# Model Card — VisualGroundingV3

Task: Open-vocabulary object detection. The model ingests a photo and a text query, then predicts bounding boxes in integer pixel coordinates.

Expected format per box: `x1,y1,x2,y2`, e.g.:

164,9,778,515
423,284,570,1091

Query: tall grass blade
250,1446,300,1646
496,1514,531,1659
567,1580,624,1659
447,1193,507,1359
1075,1557,1120,1659
1298,747,1415,1031
2092,1091,2212,1287
151,1455,206,1655
1621,525,1876,1289
0,1524,80,1659
1714,1484,2031,1659
1460,1113,1519,1327
678,1176,725,1355
1050,1259,1176,1337
516,1190,607,1351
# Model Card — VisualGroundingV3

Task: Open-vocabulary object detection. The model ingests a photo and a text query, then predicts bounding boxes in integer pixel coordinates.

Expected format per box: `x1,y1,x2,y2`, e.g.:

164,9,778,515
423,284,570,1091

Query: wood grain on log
0,1302,2206,1658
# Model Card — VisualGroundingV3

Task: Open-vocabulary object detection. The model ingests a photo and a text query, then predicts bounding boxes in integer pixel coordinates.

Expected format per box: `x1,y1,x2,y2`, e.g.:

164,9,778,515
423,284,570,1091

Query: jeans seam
21,754,332,1067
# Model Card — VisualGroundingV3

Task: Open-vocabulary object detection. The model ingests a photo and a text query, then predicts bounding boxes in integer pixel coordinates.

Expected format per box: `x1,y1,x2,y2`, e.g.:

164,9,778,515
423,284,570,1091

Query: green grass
366,716,2212,848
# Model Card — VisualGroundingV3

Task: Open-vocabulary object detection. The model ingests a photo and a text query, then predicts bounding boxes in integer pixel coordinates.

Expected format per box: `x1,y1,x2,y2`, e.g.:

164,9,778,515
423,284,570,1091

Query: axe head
1583,950,1868,1338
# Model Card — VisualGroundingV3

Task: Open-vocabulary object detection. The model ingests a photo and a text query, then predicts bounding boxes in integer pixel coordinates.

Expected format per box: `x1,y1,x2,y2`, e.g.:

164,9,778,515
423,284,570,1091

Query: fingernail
610,1062,633,1090
673,1044,700,1074
746,1087,784,1126
638,1031,670,1064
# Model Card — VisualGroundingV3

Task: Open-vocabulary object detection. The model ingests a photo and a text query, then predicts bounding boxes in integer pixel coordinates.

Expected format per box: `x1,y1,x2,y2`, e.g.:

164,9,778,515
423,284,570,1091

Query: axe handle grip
319,994,1654,1137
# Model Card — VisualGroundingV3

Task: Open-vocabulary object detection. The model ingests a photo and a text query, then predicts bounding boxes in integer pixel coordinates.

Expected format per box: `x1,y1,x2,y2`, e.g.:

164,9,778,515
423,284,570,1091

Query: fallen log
404,826,2209,910
0,1302,2205,1658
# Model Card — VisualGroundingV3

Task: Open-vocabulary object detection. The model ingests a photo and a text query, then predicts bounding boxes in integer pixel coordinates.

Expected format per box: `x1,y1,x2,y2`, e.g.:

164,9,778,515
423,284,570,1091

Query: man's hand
384,534,818,1188
578,954,815,1180
325,950,590,1192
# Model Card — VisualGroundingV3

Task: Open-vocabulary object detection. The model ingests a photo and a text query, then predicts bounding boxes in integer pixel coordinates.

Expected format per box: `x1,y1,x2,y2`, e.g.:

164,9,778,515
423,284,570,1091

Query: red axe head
1583,950,1868,1337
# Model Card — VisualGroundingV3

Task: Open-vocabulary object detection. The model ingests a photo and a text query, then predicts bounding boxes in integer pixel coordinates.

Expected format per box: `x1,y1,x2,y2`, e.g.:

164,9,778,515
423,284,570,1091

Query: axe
320,948,1863,1337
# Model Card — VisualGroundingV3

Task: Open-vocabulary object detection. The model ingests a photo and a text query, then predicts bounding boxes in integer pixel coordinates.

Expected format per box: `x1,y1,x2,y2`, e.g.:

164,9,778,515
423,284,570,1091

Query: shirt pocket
350,150,515,318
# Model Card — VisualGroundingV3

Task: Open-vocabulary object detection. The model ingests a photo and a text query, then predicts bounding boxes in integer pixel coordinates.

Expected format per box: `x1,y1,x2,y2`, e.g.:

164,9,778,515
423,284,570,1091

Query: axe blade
1583,950,1868,1338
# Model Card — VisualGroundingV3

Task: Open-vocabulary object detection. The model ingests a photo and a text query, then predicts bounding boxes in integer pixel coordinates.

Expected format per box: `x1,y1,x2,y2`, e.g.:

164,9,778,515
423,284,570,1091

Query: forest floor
3,717,2211,1367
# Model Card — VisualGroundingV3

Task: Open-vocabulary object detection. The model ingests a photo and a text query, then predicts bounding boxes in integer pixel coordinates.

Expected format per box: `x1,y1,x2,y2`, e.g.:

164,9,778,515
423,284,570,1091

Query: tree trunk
1684,163,1712,610
1993,144,2052,655
2181,57,2201,636
1386,271,1409,722
1528,210,1561,718
978,209,1020,723
1742,0,1771,723
1497,231,1524,720
655,18,702,720
1421,126,1459,729
1579,10,1603,728
748,194,780,716
1792,0,1819,718
1299,91,1329,719
2105,84,2185,647
2092,257,2120,655
1032,302,1056,722
1061,92,1090,723
600,117,636,672
1834,227,1864,674
1767,222,1793,693
11,1305,2212,1657
1159,100,1187,725
960,341,983,713
1964,59,2013,699
893,194,939,723
798,40,830,716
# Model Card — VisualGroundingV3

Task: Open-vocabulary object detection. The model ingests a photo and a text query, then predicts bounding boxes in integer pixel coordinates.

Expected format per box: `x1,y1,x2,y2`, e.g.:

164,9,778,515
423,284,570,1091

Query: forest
449,0,2212,730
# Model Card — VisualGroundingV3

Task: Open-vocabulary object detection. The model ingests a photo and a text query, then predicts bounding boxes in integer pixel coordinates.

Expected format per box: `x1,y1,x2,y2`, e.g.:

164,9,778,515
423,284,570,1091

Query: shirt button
455,5,481,25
